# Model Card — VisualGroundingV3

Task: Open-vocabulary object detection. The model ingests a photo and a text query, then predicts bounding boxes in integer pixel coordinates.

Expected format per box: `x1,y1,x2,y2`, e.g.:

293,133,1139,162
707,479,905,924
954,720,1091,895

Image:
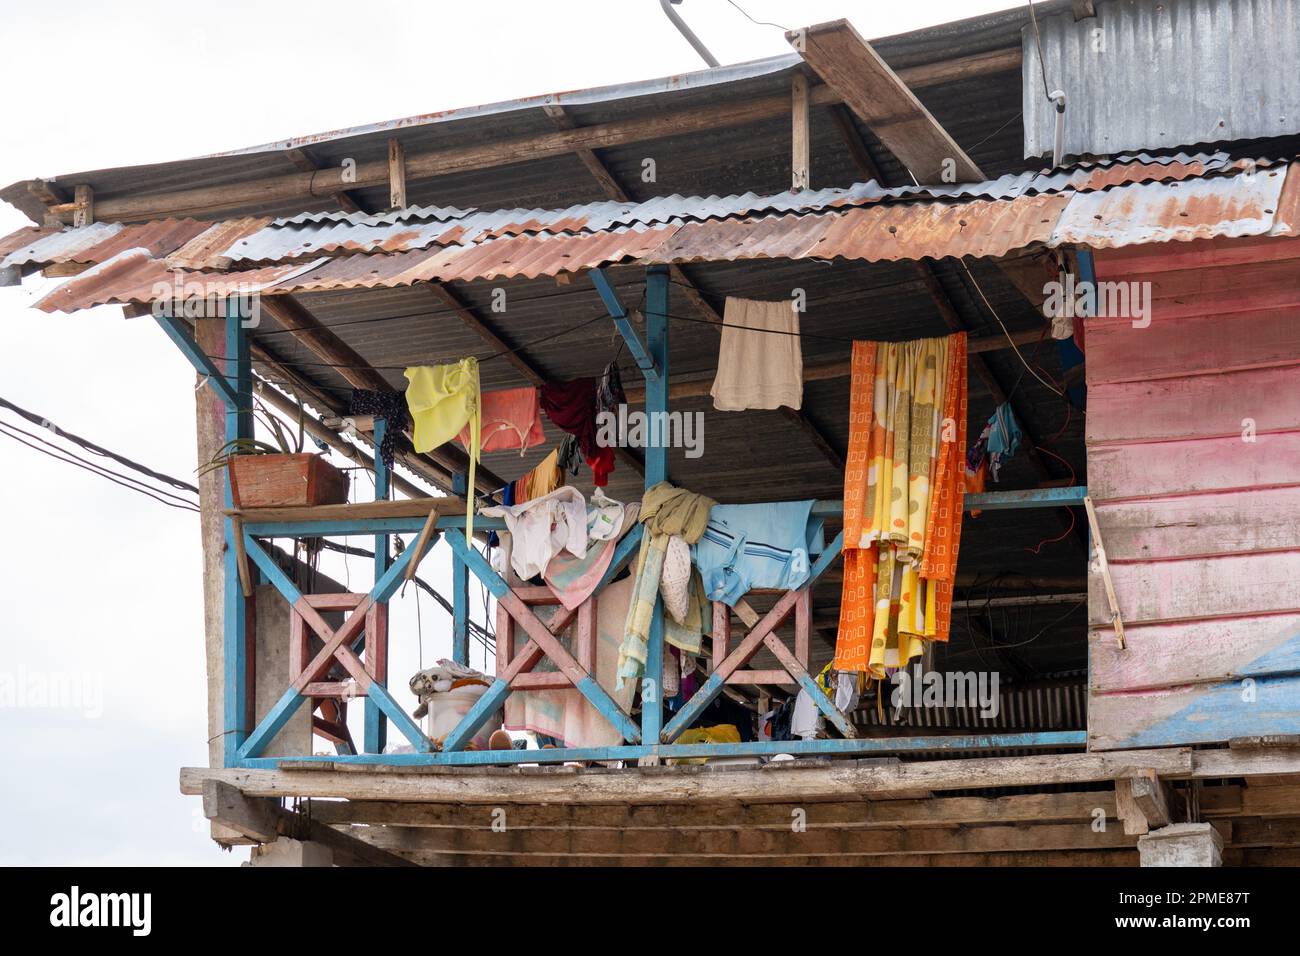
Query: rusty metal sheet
1049,167,1288,247
32,248,321,313
167,217,274,269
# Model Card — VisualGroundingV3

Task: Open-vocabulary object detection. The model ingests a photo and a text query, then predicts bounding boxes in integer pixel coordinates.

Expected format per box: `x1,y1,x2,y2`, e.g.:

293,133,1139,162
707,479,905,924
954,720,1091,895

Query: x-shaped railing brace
661,531,856,742
439,527,644,751
236,532,431,759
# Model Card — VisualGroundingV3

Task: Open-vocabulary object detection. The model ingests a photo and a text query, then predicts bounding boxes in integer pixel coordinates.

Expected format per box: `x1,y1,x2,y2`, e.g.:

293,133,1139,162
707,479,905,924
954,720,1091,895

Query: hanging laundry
513,446,563,504
586,488,624,542
692,501,824,606
405,357,480,539
555,433,582,477
710,296,803,412
835,333,967,677
349,389,406,469
544,502,641,611
457,386,545,456
984,402,1023,482
480,485,589,581
540,377,616,486
617,481,716,687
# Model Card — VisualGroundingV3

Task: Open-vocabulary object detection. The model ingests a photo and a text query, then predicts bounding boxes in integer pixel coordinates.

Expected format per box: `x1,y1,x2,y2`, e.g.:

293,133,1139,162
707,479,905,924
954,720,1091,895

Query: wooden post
791,74,810,190
451,470,470,667
72,184,94,228
365,416,390,753
1083,495,1126,649
642,265,670,756
223,300,253,764
388,138,407,210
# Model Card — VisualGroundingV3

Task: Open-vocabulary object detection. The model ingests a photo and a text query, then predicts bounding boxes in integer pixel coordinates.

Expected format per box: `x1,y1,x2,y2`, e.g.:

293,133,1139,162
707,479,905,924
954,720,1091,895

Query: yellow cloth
405,357,481,540
835,334,966,677
671,723,742,764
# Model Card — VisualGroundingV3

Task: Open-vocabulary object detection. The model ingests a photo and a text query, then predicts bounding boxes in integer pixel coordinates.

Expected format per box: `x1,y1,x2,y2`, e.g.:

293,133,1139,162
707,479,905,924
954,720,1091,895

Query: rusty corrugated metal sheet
0,225,59,259
166,217,274,269
207,152,1257,268
28,161,1300,311
1,219,210,268
32,249,320,313
1048,165,1290,248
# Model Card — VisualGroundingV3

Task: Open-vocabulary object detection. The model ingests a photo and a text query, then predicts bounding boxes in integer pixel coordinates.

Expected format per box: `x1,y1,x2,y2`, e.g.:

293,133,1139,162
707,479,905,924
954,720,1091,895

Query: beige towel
710,296,803,411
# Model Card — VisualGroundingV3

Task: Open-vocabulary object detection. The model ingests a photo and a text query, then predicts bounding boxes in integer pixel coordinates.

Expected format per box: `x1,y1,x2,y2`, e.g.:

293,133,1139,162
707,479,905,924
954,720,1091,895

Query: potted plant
199,400,350,508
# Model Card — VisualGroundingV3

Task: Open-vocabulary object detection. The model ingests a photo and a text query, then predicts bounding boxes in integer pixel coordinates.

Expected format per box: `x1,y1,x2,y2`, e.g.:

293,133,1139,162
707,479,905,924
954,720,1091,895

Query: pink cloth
457,386,545,454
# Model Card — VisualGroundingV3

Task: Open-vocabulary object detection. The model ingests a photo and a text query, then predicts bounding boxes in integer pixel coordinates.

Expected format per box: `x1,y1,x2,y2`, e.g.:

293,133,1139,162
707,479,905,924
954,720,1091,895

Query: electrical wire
725,0,792,33
0,420,200,512
0,394,199,493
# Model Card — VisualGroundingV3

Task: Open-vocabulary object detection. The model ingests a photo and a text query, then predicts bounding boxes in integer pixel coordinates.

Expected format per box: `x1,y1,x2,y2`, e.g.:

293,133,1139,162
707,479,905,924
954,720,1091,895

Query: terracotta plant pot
228,453,350,508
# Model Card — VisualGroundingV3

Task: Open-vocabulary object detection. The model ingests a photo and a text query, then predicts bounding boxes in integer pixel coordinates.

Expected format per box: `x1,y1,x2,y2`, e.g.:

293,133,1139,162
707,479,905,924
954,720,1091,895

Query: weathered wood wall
1086,235,1300,749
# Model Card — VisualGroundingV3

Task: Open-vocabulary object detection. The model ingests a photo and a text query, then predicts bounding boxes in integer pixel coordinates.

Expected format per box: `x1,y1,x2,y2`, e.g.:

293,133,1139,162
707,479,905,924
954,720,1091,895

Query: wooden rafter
282,147,366,214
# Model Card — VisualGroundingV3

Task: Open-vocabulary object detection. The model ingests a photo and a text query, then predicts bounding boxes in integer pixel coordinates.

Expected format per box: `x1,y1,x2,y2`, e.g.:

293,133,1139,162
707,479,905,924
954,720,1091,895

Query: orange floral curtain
834,333,967,676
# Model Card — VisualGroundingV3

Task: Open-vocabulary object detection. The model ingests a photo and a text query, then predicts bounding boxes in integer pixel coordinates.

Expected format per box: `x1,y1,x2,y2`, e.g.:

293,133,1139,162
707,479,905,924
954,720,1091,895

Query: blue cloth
692,501,824,606
985,403,1023,481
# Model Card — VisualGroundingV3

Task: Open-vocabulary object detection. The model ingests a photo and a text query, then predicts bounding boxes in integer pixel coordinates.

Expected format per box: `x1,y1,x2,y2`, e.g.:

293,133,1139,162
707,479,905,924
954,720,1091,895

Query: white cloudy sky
0,0,1021,865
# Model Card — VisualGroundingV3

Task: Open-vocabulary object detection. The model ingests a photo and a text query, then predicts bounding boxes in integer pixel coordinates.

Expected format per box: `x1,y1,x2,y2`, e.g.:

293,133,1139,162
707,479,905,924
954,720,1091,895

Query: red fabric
540,378,615,485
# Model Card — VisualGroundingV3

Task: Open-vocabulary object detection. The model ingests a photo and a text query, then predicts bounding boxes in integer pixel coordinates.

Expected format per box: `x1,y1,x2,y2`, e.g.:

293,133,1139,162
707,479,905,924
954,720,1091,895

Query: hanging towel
405,357,480,539
545,502,641,611
710,296,803,411
617,481,716,688
480,486,589,581
692,501,824,606
835,334,967,677
458,386,545,456
540,378,616,486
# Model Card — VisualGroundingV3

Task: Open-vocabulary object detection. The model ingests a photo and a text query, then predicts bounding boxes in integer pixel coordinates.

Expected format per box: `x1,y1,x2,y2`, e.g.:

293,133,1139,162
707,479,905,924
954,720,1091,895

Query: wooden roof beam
70,48,1019,223
282,147,367,215
790,19,984,185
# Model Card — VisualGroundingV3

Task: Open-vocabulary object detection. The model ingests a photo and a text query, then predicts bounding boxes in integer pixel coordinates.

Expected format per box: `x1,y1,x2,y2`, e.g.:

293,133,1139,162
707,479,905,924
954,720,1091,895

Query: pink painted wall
1086,235,1300,750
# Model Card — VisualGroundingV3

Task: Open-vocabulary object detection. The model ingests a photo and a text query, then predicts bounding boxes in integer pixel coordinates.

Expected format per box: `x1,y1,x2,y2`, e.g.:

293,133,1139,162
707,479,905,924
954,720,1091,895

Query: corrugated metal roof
183,152,1262,269
1023,0,1300,160
23,158,1300,312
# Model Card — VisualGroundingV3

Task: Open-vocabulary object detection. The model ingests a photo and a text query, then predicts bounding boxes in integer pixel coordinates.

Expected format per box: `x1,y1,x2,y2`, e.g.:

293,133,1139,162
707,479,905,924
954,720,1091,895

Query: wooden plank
1095,487,1300,561
1096,234,1300,279
180,749,1195,804
1088,550,1300,626
387,138,406,209
1083,495,1125,649
372,848,1138,868
311,789,1123,829
229,496,465,524
1091,613,1300,693
791,73,810,190
72,184,94,228
1090,674,1300,750
1085,306,1300,386
1087,365,1300,445
1086,431,1300,501
790,19,983,184
202,779,280,842
348,818,1137,857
